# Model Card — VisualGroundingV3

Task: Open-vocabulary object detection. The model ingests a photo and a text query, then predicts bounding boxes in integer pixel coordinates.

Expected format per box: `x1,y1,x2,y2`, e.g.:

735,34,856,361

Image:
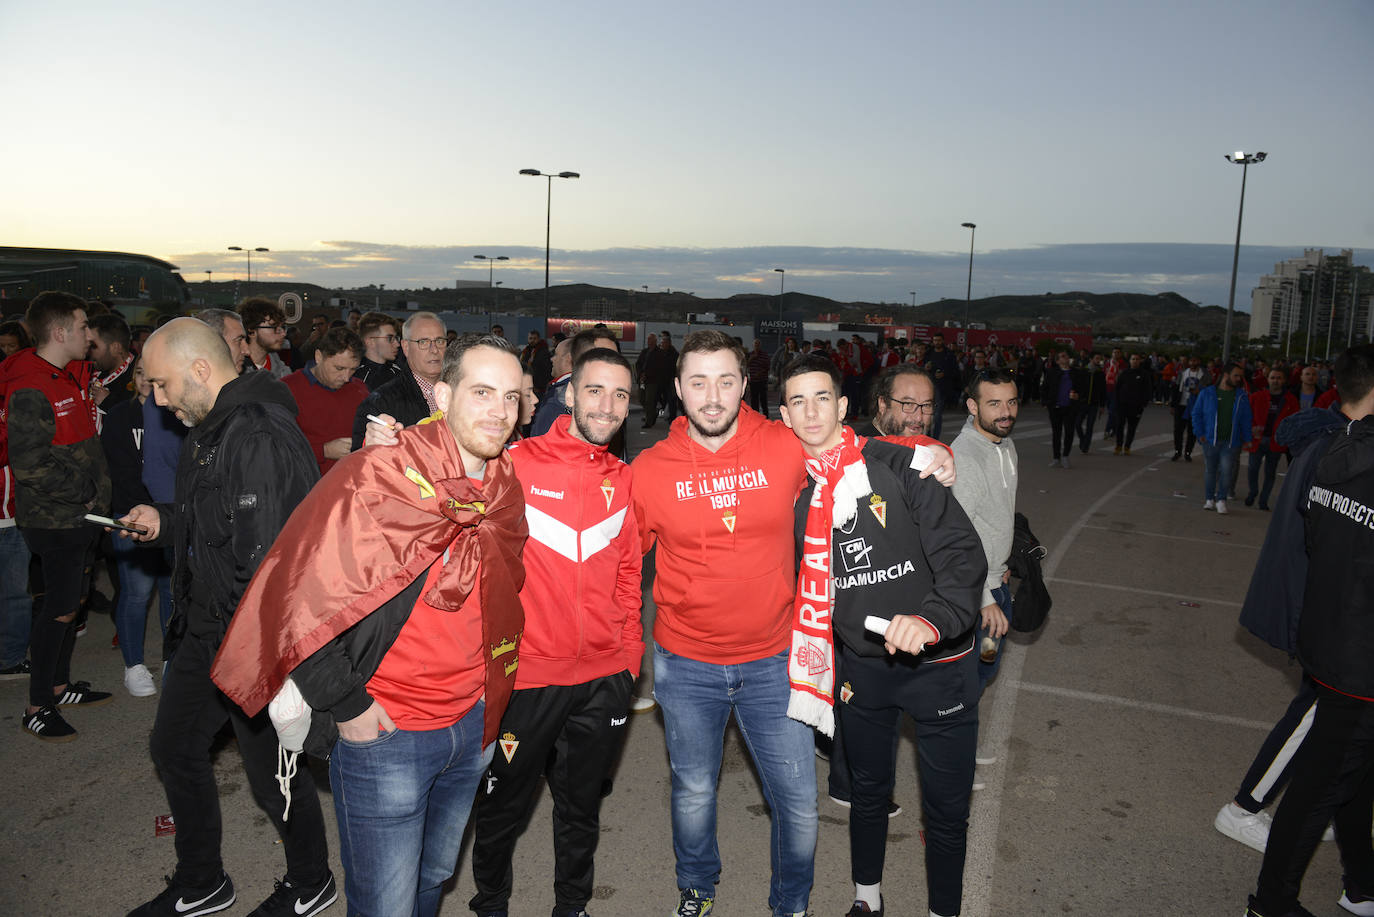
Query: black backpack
1006,512,1051,633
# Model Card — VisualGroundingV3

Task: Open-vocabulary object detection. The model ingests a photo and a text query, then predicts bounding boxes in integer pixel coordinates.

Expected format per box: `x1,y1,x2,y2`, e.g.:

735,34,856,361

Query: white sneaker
631,696,657,714
1060,454,1071,469
124,664,156,697
1203,500,1216,511
1214,802,1270,852
1338,889,1374,916
1049,458,1061,468
1216,500,1229,515
976,754,998,765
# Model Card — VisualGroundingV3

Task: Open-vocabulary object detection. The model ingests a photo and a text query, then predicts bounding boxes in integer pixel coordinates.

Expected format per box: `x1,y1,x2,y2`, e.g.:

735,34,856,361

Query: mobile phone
83,513,147,535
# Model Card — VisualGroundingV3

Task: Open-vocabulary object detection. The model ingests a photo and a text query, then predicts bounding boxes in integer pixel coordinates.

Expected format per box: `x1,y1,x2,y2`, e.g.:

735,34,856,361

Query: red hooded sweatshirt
632,405,805,664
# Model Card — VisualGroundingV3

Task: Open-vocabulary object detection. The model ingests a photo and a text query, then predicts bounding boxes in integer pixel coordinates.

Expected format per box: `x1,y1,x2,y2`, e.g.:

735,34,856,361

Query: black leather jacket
153,372,318,649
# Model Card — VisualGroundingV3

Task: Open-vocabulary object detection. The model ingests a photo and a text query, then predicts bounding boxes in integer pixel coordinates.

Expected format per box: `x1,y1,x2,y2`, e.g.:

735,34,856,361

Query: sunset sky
3,0,1370,306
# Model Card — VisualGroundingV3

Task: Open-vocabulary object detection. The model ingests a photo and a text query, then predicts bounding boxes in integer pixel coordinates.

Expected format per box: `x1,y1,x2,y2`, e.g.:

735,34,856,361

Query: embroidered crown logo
600,477,615,510
722,509,736,533
499,731,520,763
869,493,887,528
840,681,854,704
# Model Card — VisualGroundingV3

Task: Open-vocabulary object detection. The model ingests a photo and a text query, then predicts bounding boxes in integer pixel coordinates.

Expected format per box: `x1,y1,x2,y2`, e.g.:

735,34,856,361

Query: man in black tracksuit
780,354,984,917
121,319,334,917
1246,345,1374,917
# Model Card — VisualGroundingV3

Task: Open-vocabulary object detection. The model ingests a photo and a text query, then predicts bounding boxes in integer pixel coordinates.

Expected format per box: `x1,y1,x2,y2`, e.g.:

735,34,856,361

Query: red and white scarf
787,426,870,737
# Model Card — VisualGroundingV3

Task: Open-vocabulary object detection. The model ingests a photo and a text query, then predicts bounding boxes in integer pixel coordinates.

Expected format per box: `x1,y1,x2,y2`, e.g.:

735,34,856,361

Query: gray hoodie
951,414,1018,608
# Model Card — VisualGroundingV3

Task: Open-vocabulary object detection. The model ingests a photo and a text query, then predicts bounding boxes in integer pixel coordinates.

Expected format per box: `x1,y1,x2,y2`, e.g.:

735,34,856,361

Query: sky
3,0,1371,308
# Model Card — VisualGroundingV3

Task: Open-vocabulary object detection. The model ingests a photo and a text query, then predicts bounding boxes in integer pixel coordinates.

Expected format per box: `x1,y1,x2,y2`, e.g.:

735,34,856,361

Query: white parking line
1016,681,1274,730
965,455,1171,917
1046,577,1242,608
1080,524,1261,549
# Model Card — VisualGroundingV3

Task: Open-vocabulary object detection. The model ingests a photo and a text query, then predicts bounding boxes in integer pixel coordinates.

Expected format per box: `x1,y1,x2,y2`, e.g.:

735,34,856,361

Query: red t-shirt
367,540,486,731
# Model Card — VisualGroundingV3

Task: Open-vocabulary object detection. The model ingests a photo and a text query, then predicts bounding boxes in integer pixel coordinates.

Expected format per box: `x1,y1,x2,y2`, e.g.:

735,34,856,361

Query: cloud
173,240,1337,311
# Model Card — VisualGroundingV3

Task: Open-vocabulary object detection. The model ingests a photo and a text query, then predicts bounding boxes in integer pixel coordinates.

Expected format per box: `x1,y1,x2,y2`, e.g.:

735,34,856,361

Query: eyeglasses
887,397,935,415
367,334,399,344
406,337,448,350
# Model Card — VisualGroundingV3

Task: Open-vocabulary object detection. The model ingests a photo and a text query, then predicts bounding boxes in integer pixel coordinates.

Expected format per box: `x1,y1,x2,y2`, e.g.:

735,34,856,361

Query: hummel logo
610,715,627,726
175,877,229,912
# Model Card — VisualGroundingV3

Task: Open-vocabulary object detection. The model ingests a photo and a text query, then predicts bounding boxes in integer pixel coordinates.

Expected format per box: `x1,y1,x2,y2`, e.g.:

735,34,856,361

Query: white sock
856,882,881,910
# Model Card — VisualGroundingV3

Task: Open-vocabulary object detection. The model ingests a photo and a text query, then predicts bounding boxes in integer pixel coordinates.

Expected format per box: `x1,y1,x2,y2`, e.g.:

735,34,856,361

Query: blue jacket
1237,407,1345,653
1190,383,1253,449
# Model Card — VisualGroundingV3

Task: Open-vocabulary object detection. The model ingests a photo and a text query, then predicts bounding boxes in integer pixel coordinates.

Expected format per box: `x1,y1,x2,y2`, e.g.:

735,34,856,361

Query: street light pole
473,254,508,310
228,246,269,285
1221,151,1266,364
519,169,580,327
774,268,786,323
960,223,976,334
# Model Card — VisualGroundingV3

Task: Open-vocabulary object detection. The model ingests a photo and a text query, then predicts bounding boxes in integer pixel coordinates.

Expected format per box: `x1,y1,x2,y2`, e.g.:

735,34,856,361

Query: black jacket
1080,368,1108,407
1238,407,1345,654
351,369,431,450
354,357,403,393
292,573,429,759
793,438,985,661
1042,364,1087,408
1116,366,1154,412
1298,414,1374,699
153,372,319,645
99,396,153,515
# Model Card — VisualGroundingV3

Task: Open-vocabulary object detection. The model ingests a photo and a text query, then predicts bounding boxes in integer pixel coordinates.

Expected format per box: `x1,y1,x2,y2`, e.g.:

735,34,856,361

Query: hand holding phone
84,513,147,536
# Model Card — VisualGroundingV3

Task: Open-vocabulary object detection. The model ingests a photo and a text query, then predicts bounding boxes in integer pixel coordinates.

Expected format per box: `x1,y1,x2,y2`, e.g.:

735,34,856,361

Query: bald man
120,319,336,917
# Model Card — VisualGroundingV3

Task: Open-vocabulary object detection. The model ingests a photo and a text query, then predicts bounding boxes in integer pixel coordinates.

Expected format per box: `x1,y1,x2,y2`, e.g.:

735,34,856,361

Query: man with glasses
354,312,403,391
351,312,449,450
869,365,937,439
239,298,291,379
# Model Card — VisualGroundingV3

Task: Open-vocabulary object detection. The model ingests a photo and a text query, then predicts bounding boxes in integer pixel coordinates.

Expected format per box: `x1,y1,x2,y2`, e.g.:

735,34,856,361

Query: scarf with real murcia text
787,425,871,737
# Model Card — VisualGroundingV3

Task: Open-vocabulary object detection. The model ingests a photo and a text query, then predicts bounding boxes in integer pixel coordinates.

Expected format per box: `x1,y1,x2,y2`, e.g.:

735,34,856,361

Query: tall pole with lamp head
519,169,580,328
961,223,976,338
1221,151,1266,364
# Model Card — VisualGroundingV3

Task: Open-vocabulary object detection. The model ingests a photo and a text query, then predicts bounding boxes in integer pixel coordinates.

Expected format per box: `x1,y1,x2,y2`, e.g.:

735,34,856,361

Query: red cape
210,418,527,746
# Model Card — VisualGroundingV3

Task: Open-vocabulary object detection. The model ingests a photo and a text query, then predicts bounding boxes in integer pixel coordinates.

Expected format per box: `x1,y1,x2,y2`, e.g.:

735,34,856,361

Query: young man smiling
631,331,957,917
779,354,984,917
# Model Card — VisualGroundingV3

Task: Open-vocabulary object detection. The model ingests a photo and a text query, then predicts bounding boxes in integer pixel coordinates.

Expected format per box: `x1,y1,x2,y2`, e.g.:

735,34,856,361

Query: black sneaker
1243,896,1318,917
247,872,336,917
0,659,31,680
55,680,113,706
23,705,77,742
128,873,235,916
844,902,882,916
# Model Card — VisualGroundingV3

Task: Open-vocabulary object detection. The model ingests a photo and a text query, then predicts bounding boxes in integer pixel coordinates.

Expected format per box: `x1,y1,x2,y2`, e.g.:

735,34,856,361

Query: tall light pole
473,254,508,310
774,268,786,322
961,223,976,334
228,246,269,284
1221,151,1266,364
205,270,213,284
519,168,580,325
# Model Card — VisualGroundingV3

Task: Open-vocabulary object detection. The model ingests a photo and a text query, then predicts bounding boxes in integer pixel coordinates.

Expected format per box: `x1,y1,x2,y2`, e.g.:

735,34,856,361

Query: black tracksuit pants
1252,684,1374,913
149,631,330,890
1173,405,1197,456
470,671,634,915
838,646,978,917
1235,678,1319,813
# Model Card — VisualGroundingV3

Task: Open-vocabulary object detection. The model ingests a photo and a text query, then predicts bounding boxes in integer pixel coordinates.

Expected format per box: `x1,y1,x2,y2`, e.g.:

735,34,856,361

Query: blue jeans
329,701,493,917
110,533,172,668
653,644,817,915
1201,440,1241,502
977,584,1012,691
1247,443,1282,508
0,525,32,669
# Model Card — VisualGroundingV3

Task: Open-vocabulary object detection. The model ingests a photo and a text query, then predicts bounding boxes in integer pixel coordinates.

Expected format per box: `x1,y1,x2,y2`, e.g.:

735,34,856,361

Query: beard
976,408,1015,439
174,378,215,427
573,401,622,446
685,398,741,440
876,406,926,438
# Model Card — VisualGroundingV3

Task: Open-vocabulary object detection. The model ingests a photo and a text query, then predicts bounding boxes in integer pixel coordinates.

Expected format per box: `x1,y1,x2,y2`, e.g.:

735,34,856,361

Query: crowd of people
0,292,1369,917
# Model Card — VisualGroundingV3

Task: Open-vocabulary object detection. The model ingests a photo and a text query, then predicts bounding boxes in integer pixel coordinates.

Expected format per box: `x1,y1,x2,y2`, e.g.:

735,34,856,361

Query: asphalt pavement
1,401,1349,916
